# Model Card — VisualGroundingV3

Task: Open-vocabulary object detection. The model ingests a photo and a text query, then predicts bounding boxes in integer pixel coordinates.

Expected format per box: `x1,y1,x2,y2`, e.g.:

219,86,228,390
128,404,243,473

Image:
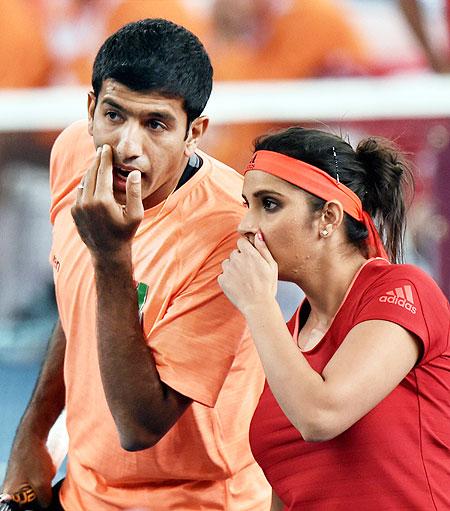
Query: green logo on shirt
135,281,149,322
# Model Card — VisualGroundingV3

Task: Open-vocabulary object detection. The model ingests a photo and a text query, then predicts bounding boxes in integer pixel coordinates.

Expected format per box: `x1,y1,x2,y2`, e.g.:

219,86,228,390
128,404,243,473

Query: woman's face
239,170,320,281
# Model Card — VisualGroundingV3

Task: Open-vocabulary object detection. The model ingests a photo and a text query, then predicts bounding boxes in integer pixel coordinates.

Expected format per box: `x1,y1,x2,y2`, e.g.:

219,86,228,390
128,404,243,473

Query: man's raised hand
71,144,144,257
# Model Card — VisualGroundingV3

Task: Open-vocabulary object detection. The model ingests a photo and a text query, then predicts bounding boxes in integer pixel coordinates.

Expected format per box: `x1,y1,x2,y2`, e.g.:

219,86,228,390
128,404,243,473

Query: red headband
244,150,388,260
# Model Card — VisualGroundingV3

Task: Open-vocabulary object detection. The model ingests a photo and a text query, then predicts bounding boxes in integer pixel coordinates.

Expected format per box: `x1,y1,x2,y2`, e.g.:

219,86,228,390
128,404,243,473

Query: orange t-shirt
49,121,270,510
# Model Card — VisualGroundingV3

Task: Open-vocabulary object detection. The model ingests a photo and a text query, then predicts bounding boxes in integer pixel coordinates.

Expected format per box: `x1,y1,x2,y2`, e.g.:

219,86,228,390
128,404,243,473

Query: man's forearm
94,250,190,451
13,320,66,442
2,321,65,504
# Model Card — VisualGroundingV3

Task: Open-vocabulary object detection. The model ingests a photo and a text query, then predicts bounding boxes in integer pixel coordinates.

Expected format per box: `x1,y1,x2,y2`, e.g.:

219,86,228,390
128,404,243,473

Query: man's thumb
126,171,144,219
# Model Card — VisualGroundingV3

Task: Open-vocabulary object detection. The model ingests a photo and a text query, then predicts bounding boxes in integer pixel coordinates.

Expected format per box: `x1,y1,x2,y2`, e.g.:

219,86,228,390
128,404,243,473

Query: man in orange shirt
1,19,270,510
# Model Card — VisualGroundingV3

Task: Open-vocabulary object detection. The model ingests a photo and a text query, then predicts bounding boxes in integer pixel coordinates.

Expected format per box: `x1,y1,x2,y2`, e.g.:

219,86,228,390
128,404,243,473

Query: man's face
88,79,205,210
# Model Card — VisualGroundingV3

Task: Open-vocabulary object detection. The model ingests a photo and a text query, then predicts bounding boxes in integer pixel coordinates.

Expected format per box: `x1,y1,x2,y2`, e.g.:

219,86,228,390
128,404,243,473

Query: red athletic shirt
250,258,450,510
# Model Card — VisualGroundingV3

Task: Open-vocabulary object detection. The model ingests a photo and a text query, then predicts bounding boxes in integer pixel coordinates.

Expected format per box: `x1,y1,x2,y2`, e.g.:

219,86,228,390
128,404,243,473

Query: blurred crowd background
1,0,450,480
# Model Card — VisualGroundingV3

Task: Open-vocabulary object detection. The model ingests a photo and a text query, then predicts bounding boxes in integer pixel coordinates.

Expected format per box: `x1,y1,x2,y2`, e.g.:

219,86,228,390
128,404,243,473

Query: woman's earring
320,229,329,238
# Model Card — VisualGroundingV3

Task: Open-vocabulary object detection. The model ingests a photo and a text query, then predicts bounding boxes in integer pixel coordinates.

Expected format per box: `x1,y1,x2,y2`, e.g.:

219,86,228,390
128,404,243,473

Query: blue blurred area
0,360,41,481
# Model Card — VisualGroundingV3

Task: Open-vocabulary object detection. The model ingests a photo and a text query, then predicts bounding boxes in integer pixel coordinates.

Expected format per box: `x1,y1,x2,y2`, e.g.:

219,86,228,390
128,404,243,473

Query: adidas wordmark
379,285,417,314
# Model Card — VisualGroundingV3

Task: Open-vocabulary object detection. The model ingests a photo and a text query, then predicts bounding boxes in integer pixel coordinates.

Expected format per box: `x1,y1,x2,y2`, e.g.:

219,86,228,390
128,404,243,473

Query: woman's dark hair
92,18,213,126
253,127,414,263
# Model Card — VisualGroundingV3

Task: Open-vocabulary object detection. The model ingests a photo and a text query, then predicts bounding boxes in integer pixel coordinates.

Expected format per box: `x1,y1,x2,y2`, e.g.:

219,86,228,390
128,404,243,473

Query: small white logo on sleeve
379,285,417,314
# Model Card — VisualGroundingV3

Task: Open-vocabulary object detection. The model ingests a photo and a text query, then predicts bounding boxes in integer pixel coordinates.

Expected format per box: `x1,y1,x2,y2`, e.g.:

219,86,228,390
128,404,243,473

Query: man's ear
184,116,209,157
87,92,97,136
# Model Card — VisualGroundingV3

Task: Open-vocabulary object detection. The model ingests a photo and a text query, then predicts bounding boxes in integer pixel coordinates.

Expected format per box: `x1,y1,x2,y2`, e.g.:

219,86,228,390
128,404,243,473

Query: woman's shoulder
360,259,442,291
355,259,449,318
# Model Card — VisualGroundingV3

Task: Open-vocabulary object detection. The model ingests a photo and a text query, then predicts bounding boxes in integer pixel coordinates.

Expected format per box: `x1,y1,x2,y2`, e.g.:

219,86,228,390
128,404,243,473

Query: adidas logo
379,285,416,314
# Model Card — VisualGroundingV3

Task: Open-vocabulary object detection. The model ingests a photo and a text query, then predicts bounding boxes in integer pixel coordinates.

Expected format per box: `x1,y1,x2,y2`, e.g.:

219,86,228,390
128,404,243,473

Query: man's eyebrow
147,110,177,123
102,98,125,111
101,98,177,123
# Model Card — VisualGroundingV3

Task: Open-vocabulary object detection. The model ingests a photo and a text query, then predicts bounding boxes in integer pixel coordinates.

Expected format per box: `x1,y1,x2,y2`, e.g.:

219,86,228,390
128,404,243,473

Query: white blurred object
46,410,68,471
2,73,450,133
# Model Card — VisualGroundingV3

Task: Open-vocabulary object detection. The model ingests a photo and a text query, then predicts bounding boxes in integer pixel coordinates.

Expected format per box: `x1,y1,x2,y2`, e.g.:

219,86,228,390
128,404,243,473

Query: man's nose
116,122,144,162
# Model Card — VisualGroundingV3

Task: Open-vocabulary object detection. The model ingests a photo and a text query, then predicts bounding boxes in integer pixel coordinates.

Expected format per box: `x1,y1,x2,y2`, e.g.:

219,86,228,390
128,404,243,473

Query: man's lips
113,165,143,181
112,166,143,194
114,166,131,180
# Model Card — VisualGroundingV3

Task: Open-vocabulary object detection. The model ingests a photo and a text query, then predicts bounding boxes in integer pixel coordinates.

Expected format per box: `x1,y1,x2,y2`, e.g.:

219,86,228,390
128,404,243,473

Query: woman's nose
238,211,258,237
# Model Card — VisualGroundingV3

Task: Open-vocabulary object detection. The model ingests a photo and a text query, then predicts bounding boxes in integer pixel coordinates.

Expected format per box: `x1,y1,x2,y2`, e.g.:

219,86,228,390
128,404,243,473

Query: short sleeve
49,120,94,224
353,268,449,364
147,232,249,407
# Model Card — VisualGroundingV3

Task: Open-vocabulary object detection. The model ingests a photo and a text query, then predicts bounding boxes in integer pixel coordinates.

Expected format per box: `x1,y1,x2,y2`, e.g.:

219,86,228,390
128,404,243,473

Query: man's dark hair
92,18,213,125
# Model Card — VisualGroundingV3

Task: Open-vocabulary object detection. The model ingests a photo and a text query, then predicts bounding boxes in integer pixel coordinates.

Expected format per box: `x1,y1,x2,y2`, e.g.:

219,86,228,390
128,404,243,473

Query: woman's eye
263,198,278,211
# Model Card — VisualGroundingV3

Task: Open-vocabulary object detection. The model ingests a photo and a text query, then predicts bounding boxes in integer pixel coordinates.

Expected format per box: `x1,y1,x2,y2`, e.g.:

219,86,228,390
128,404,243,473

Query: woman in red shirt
219,127,450,510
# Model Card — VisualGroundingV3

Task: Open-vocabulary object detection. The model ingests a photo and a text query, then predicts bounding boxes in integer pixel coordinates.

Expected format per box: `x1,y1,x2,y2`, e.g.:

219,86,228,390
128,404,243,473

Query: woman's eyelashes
262,196,280,211
242,195,281,211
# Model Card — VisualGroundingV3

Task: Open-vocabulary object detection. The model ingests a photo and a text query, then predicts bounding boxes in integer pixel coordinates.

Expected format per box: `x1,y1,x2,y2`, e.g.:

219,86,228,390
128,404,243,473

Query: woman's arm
245,303,419,441
219,236,420,442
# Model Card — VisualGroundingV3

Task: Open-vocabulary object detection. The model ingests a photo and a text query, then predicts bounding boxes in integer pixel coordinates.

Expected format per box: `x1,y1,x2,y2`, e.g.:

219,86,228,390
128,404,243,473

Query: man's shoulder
164,152,244,253
49,120,94,220
51,119,93,176
198,150,243,186
195,150,244,208
53,119,91,154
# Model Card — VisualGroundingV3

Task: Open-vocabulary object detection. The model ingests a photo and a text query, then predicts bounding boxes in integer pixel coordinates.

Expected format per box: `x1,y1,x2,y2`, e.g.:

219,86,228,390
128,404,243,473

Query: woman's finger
254,231,276,265
236,236,254,253
229,249,241,262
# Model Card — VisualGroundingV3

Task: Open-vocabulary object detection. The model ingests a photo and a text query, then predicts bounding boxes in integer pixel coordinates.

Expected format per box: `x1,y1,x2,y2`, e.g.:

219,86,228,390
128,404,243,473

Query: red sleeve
353,266,449,364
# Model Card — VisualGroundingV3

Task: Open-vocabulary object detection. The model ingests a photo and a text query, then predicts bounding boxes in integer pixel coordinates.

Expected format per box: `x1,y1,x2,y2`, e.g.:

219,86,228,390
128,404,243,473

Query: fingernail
257,231,264,241
96,147,102,156
102,144,108,152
